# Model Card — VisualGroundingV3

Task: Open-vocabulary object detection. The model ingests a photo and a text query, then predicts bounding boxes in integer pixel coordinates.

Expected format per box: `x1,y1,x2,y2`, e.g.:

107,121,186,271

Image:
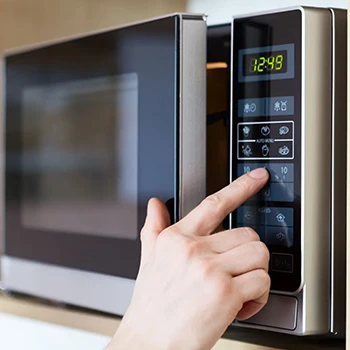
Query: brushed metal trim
178,18,207,218
3,13,205,57
1,256,135,315
329,8,347,336
240,294,298,330
231,5,304,22
302,7,332,335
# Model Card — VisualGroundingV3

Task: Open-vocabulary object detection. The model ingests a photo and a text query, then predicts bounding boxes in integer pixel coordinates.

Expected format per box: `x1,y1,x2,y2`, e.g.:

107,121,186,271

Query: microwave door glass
21,74,139,240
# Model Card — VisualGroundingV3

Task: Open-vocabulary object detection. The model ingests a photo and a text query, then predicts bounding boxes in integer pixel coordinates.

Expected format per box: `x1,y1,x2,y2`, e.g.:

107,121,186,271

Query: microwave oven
1,6,347,345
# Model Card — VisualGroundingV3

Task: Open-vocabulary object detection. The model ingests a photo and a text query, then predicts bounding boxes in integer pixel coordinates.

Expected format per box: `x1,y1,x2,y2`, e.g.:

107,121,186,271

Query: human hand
108,168,270,350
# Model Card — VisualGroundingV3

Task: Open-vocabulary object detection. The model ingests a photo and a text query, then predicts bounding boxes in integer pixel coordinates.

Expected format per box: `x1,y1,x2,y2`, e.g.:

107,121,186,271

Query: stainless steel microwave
1,6,347,344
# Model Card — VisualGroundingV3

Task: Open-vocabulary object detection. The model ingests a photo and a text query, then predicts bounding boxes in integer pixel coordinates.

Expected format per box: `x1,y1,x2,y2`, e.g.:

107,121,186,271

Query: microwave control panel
231,10,302,292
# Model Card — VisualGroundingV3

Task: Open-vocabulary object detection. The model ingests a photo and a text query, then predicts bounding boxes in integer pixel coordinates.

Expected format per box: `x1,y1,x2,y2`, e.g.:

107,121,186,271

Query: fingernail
248,168,268,179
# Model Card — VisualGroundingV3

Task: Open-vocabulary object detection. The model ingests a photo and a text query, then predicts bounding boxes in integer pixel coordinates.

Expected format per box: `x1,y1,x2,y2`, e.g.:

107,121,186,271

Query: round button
261,125,270,136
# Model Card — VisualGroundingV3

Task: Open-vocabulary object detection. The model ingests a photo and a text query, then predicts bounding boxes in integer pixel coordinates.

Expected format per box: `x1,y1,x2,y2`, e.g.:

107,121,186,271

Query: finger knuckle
255,269,271,290
196,258,216,278
243,227,260,241
253,241,270,264
181,238,200,259
201,194,224,213
214,278,233,302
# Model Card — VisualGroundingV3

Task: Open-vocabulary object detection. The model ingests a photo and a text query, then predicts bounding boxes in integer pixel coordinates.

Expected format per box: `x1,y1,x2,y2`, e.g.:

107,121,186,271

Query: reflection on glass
21,73,139,240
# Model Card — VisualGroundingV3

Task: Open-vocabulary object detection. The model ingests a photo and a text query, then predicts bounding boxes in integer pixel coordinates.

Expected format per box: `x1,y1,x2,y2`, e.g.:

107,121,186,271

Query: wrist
106,312,162,350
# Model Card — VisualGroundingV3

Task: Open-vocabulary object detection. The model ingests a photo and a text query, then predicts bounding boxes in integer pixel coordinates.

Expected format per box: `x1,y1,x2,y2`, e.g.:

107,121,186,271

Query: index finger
174,168,269,236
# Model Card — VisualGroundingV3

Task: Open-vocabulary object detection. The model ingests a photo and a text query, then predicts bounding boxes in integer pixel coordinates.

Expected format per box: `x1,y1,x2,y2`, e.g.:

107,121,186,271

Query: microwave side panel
330,8,347,337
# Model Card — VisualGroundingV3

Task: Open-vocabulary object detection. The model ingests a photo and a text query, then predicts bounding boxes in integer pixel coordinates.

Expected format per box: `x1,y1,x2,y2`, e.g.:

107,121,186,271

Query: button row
237,206,293,227
238,121,293,140
237,225,294,248
237,163,294,183
238,141,293,160
238,96,294,118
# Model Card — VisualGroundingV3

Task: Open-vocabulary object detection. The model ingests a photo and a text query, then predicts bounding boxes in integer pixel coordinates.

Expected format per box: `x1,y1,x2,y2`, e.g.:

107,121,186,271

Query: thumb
140,198,170,265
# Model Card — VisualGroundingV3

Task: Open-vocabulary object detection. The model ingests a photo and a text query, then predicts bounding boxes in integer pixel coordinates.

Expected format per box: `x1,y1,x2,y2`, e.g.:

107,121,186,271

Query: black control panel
232,11,302,292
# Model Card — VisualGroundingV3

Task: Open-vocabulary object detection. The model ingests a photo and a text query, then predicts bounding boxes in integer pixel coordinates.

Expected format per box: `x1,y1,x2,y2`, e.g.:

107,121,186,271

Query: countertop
0,292,279,350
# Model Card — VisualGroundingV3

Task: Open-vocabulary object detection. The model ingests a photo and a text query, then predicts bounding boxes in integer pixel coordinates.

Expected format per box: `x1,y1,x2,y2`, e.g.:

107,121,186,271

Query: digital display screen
243,50,288,76
238,44,294,82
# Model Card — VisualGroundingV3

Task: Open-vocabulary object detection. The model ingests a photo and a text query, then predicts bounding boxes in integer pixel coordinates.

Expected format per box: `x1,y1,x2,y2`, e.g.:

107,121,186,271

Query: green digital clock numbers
243,50,288,76
250,54,284,72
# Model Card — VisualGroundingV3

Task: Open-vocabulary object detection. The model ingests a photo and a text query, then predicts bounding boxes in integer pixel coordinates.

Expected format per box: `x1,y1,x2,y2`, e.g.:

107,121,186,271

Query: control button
278,145,291,156
261,125,270,136
239,295,298,330
269,141,294,159
241,144,253,157
265,227,294,248
279,125,290,136
268,163,294,183
256,182,294,202
262,144,270,157
237,163,294,183
266,207,294,227
242,126,251,138
238,98,265,117
271,253,294,273
268,96,294,116
237,206,260,225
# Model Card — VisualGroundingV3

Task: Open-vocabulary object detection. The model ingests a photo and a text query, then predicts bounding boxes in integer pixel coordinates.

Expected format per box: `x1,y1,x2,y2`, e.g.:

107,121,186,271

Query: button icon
268,96,294,116
262,145,269,157
265,227,294,247
271,253,294,273
258,207,271,214
279,126,290,136
245,211,254,221
279,145,290,156
261,125,270,136
276,232,286,241
264,188,270,197
276,213,286,223
244,103,256,114
242,145,253,157
281,101,288,111
243,126,250,138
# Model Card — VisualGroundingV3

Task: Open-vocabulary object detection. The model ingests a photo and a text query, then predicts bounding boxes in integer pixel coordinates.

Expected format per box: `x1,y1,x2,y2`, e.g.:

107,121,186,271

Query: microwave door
2,14,206,316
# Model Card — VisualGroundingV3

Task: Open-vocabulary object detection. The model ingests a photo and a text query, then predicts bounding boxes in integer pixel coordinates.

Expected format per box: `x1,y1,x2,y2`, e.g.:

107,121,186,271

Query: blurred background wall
0,0,187,255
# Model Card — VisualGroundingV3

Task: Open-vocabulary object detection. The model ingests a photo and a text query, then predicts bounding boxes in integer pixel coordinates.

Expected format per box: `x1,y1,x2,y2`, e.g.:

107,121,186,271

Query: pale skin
107,168,270,350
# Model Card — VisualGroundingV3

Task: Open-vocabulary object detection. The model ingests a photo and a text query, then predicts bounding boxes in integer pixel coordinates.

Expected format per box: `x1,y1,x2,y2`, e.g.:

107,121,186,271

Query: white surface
0,312,111,350
187,0,347,24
